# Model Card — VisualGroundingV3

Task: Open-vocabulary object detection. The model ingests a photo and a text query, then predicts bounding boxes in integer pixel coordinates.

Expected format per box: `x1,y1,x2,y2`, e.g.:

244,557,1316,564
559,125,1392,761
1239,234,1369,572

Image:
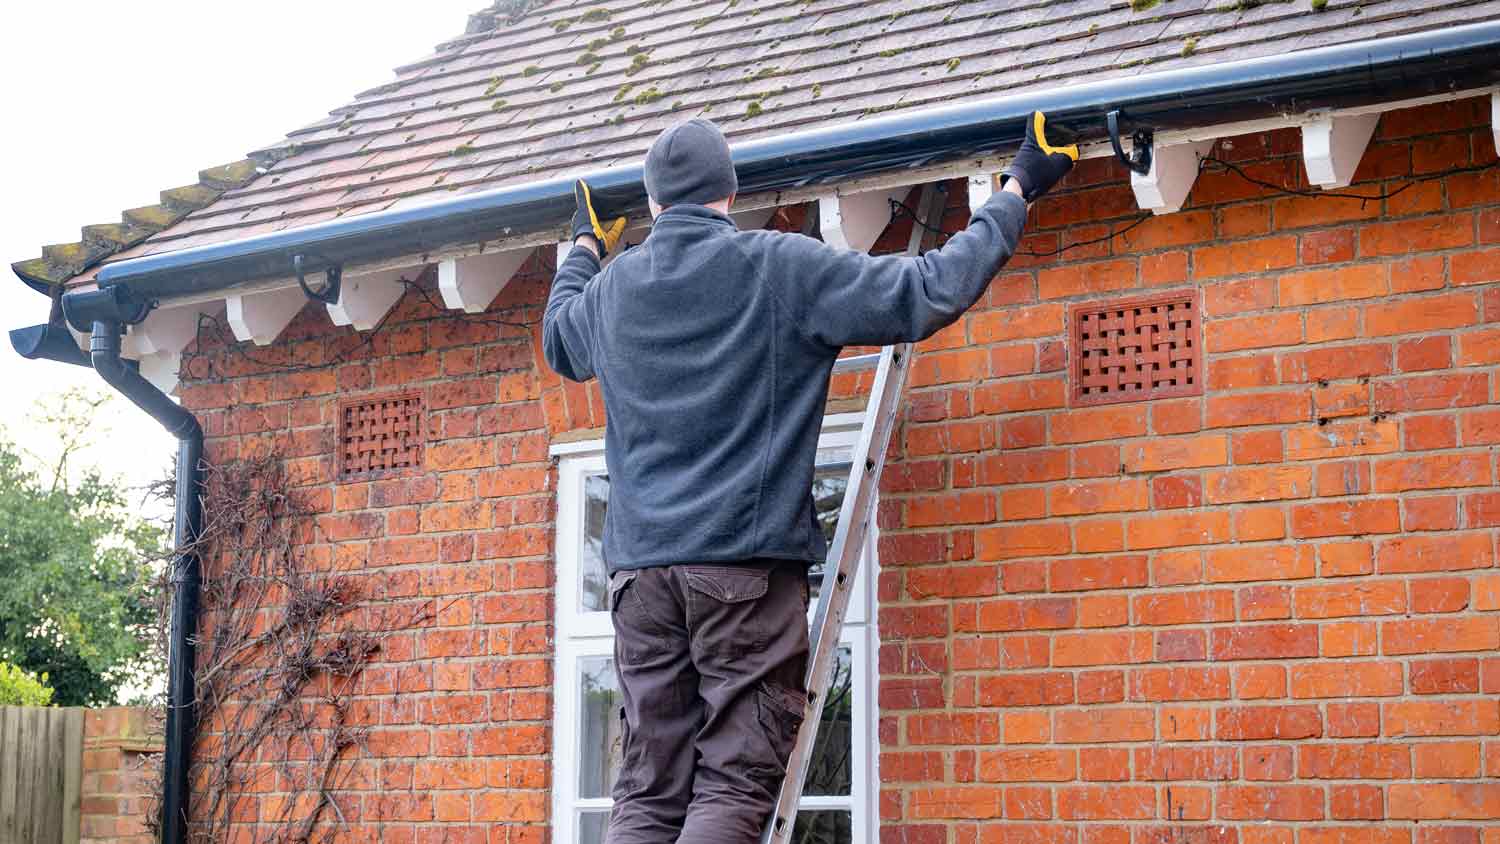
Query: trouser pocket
611,569,674,662
749,681,807,784
682,565,771,657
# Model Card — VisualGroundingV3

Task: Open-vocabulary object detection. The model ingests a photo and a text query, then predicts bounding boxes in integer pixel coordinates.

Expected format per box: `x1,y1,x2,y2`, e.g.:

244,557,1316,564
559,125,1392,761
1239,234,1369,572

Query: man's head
644,118,736,218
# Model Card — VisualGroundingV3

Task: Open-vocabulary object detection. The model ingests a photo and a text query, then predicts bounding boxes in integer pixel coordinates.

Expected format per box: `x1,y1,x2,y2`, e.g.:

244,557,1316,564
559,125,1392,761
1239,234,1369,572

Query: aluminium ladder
762,182,948,844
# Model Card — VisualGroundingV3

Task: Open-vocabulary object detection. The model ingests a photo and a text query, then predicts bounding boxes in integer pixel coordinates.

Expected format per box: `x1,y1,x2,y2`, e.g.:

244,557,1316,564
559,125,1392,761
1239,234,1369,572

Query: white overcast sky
0,0,481,492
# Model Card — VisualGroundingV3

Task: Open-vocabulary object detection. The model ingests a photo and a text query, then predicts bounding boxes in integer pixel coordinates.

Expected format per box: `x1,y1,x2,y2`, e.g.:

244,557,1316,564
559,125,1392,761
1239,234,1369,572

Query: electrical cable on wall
888,157,1498,258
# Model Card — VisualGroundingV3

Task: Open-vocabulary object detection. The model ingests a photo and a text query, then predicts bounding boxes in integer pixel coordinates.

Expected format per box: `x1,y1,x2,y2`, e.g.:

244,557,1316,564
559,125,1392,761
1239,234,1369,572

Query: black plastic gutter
82,20,1500,302
88,322,203,844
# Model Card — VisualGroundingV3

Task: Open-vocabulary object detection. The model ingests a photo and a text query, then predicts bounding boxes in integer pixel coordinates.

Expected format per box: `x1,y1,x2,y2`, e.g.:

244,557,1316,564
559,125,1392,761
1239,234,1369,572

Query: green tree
0,662,55,706
0,391,166,706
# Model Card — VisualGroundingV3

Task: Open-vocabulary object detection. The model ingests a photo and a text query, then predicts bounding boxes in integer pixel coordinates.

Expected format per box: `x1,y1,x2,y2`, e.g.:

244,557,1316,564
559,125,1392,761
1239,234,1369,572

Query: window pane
792,810,852,844
812,463,849,547
579,810,610,844
803,646,853,797
808,463,850,607
578,656,624,799
580,474,610,612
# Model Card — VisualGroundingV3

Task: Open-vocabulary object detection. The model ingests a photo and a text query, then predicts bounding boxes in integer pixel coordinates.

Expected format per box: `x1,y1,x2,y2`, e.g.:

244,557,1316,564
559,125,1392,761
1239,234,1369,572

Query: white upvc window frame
551,413,879,843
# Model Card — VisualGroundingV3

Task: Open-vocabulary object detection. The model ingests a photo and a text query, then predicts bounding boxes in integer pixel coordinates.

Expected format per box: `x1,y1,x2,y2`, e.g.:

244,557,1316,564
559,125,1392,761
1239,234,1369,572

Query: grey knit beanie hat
643,119,738,207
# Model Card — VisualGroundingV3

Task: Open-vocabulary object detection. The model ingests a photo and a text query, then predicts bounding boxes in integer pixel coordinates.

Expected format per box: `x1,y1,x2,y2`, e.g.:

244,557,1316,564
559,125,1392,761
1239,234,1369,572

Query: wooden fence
0,706,84,844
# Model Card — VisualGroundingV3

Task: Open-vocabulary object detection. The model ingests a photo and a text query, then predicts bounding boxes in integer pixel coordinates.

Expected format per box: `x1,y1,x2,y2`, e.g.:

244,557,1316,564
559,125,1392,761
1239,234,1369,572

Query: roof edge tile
199,159,261,190
10,158,260,294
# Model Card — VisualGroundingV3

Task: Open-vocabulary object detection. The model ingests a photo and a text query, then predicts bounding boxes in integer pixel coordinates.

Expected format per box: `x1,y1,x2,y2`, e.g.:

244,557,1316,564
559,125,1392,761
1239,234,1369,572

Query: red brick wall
82,707,162,844
874,96,1500,844
182,264,565,841
175,94,1500,841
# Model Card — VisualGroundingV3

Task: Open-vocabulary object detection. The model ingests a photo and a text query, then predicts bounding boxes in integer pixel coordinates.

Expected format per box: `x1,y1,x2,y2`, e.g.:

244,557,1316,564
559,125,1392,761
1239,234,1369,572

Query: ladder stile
762,182,944,843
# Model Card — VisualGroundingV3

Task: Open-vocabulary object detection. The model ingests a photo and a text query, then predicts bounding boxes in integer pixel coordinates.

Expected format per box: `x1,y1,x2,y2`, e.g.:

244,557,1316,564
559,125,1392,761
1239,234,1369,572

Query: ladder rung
832,353,881,373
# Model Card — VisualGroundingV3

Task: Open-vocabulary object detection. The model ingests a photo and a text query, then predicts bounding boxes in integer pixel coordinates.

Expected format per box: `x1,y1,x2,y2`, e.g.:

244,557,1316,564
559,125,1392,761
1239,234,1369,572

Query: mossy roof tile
12,0,1497,292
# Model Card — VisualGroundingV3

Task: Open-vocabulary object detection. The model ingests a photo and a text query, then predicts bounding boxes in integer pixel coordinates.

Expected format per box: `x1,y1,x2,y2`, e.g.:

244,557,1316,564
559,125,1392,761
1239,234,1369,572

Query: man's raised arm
762,111,1079,350
542,181,628,382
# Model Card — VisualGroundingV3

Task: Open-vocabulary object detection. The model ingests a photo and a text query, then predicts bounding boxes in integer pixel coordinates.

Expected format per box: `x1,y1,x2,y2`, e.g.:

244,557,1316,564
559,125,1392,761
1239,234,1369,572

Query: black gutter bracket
1107,110,1155,176
294,254,342,305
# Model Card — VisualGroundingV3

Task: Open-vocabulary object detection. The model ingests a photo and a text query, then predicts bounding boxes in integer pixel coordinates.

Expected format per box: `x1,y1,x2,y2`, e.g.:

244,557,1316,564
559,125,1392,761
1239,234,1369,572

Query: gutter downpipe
89,321,202,844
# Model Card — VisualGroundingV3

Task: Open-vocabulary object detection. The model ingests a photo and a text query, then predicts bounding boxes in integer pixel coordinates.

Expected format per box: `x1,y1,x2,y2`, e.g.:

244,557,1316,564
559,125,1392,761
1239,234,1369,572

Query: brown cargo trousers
605,559,810,844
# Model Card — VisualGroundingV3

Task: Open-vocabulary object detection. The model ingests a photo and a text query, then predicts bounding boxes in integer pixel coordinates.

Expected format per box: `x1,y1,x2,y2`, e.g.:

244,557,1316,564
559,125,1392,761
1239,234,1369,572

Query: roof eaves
88,19,1500,304
9,159,262,294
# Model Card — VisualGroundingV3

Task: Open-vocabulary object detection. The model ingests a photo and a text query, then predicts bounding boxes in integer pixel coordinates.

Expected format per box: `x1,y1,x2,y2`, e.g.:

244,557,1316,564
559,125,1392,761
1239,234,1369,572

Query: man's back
551,206,839,571
543,193,1029,573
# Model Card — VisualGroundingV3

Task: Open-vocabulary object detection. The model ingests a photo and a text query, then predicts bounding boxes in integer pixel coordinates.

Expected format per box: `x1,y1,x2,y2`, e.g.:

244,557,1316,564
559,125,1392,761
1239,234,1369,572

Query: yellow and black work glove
1001,111,1080,202
571,179,628,255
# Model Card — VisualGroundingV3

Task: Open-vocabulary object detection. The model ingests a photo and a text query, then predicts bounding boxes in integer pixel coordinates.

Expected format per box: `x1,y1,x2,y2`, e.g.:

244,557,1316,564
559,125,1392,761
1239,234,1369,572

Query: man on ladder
544,113,1078,844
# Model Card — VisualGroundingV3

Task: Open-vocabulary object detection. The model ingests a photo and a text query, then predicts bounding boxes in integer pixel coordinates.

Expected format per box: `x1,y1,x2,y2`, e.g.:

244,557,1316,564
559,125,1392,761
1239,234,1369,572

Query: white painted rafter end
1303,112,1380,189
1491,92,1499,163
326,267,410,332
968,173,998,213
123,301,220,358
137,351,183,396
438,249,531,314
227,286,307,346
1131,140,1214,215
820,187,908,253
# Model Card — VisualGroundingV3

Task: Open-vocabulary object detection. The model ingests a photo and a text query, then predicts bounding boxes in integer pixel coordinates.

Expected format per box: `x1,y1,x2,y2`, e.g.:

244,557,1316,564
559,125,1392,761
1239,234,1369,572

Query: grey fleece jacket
543,190,1028,572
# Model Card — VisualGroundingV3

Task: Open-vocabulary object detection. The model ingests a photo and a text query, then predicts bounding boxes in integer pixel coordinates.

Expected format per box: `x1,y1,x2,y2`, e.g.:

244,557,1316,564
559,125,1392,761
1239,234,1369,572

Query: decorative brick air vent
338,392,424,481
1070,290,1203,407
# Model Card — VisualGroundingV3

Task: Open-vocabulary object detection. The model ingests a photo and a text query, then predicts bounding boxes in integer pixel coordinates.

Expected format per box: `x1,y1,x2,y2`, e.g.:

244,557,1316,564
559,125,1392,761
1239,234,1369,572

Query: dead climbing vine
146,455,432,843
